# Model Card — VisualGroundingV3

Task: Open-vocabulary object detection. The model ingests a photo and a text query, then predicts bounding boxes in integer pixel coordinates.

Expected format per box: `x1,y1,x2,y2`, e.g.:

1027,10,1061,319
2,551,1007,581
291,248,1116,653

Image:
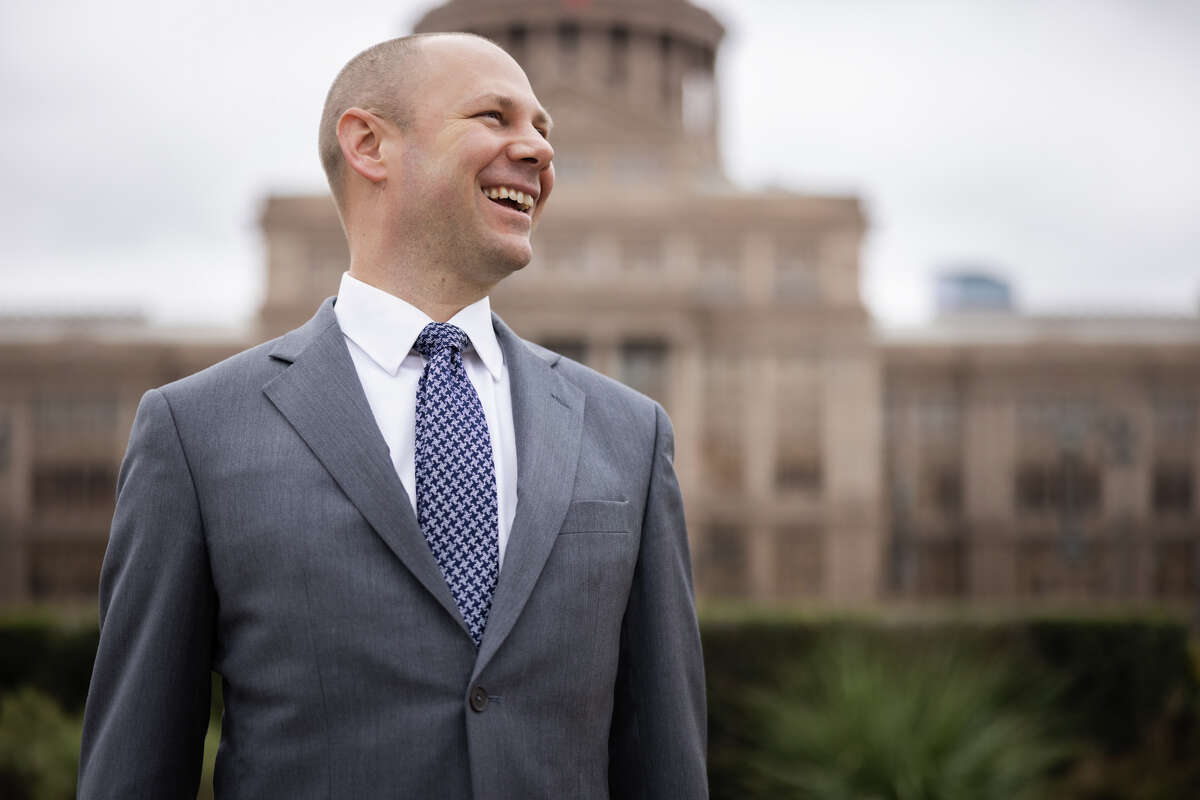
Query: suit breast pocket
559,499,633,535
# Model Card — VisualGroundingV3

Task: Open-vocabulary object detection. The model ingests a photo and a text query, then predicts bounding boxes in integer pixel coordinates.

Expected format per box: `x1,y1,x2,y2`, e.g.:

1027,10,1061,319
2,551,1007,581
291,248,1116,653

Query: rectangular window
619,338,668,403
608,25,629,85
774,234,820,299
1153,540,1196,597
1152,463,1193,515
33,395,118,436
925,466,962,515
506,24,527,64
1015,457,1101,515
0,415,10,473
699,524,747,598
913,537,964,597
1016,540,1057,597
620,234,662,270
775,456,821,492
33,463,117,514
557,21,580,56
538,337,587,366
531,234,583,272
31,540,107,601
1016,464,1050,511
659,33,673,102
774,525,822,598
1153,394,1196,446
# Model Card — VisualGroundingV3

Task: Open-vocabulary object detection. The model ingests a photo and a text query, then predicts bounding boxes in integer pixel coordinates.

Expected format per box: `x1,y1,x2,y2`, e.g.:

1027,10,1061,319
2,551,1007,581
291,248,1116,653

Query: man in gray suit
78,32,707,799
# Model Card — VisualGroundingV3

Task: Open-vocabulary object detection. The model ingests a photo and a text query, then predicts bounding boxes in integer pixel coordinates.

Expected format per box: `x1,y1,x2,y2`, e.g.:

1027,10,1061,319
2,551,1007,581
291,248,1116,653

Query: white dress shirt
334,272,519,567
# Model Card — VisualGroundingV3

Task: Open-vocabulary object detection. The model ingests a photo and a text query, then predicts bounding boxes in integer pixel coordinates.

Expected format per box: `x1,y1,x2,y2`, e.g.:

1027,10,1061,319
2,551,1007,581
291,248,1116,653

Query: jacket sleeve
609,403,708,799
78,388,216,799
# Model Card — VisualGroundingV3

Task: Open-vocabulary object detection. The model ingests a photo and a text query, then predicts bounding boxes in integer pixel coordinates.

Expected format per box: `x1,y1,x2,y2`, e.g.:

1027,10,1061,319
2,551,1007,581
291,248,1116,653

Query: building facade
0,318,244,603
884,315,1200,608
0,0,1195,611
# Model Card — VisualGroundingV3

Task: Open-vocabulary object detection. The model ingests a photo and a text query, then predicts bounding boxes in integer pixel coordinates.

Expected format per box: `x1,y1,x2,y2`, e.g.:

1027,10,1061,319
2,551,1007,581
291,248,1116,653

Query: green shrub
744,634,1070,799
1025,618,1196,753
0,688,81,800
701,615,1199,799
0,615,98,714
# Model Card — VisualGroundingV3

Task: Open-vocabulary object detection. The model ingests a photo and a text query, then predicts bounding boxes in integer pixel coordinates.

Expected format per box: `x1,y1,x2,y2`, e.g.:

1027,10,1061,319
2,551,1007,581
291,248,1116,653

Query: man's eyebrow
473,93,554,132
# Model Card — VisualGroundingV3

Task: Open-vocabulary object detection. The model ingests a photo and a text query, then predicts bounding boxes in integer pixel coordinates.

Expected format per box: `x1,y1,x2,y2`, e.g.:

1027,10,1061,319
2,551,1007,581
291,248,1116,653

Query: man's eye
479,111,502,121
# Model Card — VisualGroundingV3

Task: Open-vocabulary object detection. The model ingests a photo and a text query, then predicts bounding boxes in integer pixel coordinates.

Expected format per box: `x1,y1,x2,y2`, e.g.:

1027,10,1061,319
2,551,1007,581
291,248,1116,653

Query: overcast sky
2,0,1198,327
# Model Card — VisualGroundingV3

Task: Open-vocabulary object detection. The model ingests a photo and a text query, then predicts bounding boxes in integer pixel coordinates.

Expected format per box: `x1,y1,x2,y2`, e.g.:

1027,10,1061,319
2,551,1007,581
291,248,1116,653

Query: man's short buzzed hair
317,32,492,210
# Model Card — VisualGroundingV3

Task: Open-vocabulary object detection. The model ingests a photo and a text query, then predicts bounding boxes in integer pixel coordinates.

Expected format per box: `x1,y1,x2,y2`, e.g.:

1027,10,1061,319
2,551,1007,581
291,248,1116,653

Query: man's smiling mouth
482,186,534,213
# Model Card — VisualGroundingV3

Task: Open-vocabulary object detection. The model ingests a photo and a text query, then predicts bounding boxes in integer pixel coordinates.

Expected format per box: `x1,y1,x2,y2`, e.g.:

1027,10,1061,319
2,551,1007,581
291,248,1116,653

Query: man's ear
337,108,391,185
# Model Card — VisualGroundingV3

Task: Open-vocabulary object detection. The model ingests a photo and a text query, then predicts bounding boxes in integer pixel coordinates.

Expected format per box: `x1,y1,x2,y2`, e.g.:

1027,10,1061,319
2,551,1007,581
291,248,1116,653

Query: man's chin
487,238,534,275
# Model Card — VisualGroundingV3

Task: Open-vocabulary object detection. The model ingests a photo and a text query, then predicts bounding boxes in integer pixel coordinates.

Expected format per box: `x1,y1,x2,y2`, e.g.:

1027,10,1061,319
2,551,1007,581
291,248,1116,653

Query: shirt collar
334,272,504,381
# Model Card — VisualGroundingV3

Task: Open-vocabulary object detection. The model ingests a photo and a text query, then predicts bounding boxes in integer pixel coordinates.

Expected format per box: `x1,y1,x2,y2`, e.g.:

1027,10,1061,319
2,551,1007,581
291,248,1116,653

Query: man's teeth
484,186,533,211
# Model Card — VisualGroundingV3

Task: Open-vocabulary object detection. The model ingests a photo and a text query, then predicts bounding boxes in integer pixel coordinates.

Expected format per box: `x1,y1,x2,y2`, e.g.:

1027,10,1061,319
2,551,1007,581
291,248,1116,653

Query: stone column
671,339,704,511
664,232,698,287
525,28,558,91
740,232,774,307
888,394,923,597
628,30,660,112
818,227,862,307
744,350,778,600
963,382,1017,598
578,27,607,93
1193,404,1200,618
0,399,33,604
821,349,883,604
1112,387,1154,598
584,232,620,279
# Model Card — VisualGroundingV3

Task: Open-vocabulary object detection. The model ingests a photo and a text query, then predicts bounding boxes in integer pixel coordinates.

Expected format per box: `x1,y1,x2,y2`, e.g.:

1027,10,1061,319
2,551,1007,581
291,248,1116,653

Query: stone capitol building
1,0,1197,613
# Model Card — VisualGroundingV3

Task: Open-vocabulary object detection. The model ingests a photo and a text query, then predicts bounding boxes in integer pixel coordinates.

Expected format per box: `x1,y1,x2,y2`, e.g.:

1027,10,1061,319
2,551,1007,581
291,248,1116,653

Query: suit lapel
474,315,584,675
262,299,467,635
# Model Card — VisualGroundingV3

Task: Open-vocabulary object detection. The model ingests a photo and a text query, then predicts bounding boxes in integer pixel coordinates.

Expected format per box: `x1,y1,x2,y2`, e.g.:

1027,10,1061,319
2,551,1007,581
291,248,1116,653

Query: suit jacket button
469,686,489,713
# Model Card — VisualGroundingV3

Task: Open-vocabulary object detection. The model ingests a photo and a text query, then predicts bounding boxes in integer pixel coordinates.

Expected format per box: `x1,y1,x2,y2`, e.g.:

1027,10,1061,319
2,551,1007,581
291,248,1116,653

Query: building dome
414,0,727,188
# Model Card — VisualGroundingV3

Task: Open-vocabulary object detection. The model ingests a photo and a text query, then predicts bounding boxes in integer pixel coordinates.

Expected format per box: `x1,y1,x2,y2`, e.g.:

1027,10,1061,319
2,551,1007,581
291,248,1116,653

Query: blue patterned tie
413,322,499,647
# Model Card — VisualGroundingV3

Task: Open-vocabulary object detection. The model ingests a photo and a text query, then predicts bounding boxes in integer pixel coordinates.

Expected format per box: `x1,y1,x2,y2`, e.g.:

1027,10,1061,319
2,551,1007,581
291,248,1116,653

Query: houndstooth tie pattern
413,322,498,647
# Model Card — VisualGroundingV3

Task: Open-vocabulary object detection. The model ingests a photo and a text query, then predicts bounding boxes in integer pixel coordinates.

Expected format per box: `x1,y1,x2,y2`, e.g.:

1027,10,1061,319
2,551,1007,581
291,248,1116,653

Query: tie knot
413,322,470,358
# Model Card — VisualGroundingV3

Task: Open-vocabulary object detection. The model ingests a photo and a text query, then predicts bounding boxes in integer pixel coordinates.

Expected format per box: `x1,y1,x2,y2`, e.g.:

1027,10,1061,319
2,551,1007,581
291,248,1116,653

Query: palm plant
747,635,1071,800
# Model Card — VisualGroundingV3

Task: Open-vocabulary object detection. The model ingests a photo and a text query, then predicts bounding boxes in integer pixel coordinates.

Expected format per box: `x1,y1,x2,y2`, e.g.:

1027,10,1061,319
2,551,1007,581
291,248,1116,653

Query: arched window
608,25,629,85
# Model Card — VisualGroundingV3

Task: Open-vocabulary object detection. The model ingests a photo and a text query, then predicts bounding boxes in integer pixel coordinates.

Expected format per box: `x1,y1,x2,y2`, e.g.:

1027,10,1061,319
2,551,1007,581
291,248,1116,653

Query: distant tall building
936,270,1014,315
0,0,1195,611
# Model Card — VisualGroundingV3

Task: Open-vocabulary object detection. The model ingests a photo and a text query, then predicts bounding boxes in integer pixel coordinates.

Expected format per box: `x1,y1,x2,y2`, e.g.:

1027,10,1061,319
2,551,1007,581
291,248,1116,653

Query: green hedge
0,615,97,715
1,612,1197,799
702,614,1200,798
1024,618,1197,752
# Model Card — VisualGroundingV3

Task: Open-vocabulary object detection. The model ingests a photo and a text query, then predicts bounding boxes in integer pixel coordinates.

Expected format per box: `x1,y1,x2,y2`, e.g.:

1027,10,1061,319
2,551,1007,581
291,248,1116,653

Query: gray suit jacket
78,299,707,799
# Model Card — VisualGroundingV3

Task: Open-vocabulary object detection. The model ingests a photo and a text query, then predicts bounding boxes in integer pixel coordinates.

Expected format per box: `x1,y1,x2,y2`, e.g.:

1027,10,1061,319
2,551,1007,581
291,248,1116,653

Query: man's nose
508,127,554,168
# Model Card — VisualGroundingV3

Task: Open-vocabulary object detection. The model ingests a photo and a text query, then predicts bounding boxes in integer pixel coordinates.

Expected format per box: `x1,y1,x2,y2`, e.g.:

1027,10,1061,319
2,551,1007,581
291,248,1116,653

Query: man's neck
347,263,492,323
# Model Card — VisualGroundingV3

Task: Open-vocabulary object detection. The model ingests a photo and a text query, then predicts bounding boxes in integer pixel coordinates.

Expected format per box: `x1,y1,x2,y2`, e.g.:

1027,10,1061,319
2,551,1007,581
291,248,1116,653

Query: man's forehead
418,33,521,74
412,38,550,125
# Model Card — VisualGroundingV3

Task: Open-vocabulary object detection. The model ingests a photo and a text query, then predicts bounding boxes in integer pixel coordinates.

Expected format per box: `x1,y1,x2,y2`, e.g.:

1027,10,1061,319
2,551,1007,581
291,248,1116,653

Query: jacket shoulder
532,342,654,404
156,299,338,405
526,340,667,446
155,336,288,405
